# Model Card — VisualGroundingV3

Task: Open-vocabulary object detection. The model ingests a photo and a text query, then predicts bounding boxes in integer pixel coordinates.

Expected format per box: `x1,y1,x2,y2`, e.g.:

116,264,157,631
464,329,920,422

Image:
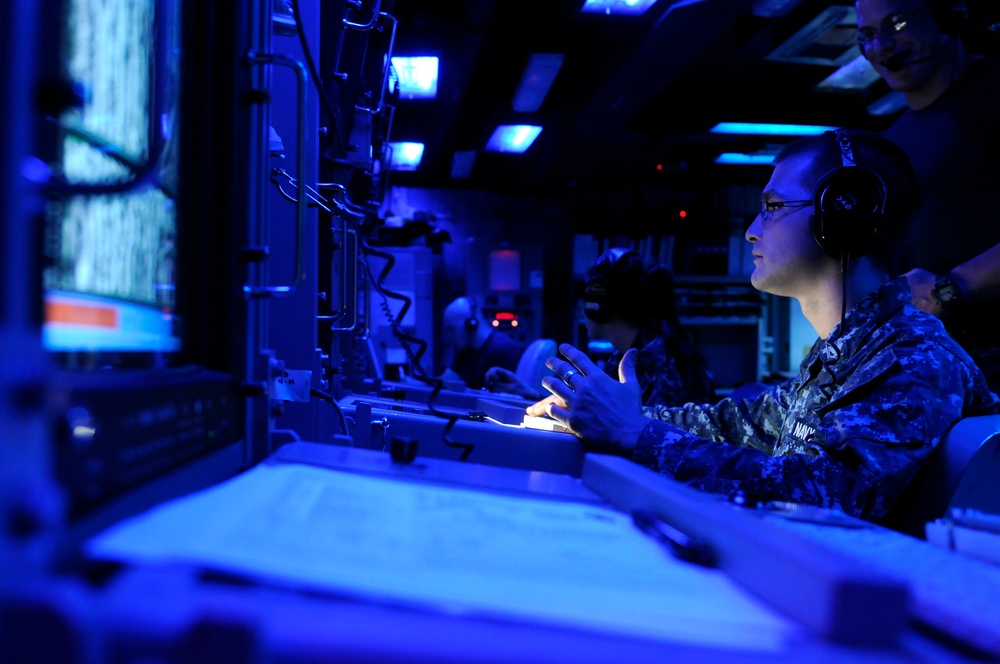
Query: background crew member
439,295,521,390
857,0,1000,394
485,249,714,406
529,129,999,523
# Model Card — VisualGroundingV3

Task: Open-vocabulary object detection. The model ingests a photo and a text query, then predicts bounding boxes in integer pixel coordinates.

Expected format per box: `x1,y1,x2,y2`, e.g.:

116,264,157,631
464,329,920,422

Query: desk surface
11,443,998,663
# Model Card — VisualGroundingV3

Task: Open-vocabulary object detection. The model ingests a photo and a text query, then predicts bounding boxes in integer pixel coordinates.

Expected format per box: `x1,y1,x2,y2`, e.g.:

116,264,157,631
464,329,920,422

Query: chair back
883,414,1000,538
516,339,558,393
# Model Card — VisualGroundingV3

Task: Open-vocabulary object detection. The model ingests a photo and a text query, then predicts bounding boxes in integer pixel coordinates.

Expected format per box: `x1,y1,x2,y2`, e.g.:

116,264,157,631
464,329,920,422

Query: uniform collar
819,277,912,365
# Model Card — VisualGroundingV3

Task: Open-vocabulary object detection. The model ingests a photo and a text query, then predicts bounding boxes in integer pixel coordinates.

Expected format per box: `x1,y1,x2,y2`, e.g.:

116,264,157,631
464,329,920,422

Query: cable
310,388,349,435
362,241,474,460
290,0,341,143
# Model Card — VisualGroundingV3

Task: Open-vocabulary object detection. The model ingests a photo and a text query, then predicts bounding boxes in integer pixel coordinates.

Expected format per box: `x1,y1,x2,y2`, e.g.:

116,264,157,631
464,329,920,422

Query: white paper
87,462,800,651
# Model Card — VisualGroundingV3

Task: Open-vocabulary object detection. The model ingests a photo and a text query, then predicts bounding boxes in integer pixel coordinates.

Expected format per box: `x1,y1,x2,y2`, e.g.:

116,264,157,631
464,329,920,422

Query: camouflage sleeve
641,381,793,453
633,345,979,521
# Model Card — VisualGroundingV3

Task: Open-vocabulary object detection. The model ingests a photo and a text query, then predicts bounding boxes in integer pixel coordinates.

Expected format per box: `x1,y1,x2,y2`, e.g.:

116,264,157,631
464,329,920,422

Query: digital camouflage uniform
635,278,1000,522
606,329,713,408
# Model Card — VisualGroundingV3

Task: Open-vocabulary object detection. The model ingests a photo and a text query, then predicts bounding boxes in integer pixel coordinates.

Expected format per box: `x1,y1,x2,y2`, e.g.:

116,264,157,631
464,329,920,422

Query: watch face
934,278,958,305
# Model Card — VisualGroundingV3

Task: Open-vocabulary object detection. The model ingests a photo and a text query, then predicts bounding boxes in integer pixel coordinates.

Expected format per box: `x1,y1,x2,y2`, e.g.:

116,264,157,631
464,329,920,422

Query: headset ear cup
812,166,886,259
464,298,480,333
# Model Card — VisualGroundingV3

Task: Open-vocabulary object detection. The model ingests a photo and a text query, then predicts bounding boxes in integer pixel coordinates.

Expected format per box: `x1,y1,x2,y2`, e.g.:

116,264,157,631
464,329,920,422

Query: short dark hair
773,128,921,267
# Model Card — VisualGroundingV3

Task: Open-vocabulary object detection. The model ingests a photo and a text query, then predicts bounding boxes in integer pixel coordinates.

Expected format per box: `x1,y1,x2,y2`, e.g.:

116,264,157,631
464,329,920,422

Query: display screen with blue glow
391,56,439,99
42,0,183,364
388,142,425,170
485,125,542,154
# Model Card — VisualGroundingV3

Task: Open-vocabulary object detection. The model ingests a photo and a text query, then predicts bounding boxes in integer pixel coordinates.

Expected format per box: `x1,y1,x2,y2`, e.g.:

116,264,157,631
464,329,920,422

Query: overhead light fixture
391,56,439,99
765,5,860,67
387,142,424,170
710,122,837,136
512,53,564,113
816,54,882,92
580,0,660,15
714,152,778,166
485,125,542,154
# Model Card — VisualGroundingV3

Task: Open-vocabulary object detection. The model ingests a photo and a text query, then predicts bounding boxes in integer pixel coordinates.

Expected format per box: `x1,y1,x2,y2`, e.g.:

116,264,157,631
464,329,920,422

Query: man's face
441,320,468,351
856,0,950,92
744,155,828,298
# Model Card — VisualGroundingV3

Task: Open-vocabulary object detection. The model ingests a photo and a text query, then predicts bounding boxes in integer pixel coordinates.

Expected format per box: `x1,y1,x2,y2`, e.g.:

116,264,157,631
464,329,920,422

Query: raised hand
531,343,649,455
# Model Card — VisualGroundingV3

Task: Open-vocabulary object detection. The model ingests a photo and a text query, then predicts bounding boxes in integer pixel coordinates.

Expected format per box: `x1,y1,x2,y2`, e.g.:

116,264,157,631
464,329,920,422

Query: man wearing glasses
856,0,1000,395
526,129,999,529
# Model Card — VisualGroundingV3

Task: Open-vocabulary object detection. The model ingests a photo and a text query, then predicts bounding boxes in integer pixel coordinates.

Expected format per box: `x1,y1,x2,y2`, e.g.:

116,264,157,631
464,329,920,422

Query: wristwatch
931,273,961,309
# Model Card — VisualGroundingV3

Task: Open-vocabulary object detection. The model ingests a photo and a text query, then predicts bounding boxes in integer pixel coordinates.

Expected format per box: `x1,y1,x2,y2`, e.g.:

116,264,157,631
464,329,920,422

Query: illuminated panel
485,125,542,154
714,153,778,166
816,55,882,92
580,0,659,15
44,291,179,351
388,141,425,170
489,249,521,291
493,311,519,329
710,123,836,136
391,56,439,99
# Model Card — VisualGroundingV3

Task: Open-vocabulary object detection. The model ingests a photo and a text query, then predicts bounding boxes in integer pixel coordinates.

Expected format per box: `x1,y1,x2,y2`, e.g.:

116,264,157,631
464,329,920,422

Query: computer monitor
42,0,183,366
37,0,249,525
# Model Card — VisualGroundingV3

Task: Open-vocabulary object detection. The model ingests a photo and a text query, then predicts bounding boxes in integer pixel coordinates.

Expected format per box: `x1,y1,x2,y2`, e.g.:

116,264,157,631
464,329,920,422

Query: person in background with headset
527,129,999,525
486,249,714,406
439,295,521,390
857,0,1000,394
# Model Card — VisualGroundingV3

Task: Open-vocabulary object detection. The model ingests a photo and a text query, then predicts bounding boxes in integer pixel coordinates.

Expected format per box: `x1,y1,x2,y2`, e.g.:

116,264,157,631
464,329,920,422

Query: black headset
810,130,888,260
583,248,641,324
464,298,479,333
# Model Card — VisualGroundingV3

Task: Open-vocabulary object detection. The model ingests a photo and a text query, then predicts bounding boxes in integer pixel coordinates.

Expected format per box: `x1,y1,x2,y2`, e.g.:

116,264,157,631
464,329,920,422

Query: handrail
243,52,307,299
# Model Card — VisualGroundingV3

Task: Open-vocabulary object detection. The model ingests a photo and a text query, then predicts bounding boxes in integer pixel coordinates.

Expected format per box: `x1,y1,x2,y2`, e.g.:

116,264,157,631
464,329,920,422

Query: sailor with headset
527,128,999,527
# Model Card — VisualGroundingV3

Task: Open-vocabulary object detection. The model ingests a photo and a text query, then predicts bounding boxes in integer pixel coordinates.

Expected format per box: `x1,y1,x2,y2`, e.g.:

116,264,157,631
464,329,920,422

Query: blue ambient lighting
485,125,542,154
710,123,837,136
580,0,660,15
714,153,777,166
388,142,425,170
391,56,439,99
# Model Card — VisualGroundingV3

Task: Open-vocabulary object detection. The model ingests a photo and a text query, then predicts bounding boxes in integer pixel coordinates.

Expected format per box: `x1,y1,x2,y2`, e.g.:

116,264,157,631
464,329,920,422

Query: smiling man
528,129,999,524
856,0,1000,394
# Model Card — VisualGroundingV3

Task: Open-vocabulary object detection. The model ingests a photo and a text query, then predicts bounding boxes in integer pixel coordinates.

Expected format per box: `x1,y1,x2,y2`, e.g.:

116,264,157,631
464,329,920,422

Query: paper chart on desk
87,462,799,652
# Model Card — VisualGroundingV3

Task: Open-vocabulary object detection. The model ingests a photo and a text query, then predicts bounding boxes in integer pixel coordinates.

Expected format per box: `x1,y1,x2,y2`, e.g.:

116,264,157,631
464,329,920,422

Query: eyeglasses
759,200,812,221
857,6,930,46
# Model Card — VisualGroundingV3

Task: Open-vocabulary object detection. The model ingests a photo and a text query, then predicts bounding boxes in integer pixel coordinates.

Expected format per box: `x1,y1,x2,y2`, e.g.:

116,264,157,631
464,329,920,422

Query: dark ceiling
377,0,994,197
